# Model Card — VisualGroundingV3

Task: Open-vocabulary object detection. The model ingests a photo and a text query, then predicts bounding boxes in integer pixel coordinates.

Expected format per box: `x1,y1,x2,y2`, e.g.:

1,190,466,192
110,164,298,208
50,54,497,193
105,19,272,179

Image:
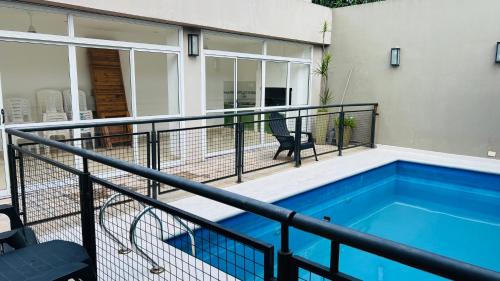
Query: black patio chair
269,112,318,161
0,204,96,281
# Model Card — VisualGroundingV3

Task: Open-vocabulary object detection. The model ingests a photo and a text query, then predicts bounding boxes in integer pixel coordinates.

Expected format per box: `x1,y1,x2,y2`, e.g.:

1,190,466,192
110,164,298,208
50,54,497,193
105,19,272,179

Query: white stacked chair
5,98,40,153
63,89,95,148
5,98,32,124
36,89,71,151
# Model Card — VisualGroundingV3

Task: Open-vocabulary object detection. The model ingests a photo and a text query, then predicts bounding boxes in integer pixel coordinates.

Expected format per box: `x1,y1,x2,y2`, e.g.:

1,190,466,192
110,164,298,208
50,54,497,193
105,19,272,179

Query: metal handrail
98,194,132,255
129,205,197,274
16,103,377,132
171,216,197,256
130,206,165,274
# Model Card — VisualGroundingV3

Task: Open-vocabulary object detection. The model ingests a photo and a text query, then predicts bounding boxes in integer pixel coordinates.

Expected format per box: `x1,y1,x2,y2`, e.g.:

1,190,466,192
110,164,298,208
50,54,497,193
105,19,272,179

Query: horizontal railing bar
291,256,360,281
12,145,83,175
90,176,274,251
290,213,500,281
16,103,378,132
58,132,149,143
156,123,236,133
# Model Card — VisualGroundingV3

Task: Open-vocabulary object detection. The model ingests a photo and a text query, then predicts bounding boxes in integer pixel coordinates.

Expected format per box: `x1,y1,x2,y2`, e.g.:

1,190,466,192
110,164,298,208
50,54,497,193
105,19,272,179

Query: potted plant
314,21,333,145
335,116,357,147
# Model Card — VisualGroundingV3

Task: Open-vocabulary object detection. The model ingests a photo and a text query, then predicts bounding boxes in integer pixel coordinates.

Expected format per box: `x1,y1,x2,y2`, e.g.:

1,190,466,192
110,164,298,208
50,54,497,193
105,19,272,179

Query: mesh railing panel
157,123,237,189
242,115,295,173
93,178,272,281
301,111,340,158
344,110,373,147
14,146,82,244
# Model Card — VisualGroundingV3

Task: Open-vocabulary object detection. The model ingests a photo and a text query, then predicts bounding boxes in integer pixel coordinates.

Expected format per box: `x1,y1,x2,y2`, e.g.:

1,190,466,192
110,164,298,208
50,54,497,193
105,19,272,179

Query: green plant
315,21,333,111
335,116,357,128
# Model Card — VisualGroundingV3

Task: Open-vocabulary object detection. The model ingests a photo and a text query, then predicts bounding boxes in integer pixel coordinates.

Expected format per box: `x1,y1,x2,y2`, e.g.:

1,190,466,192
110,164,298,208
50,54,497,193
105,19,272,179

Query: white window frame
201,30,314,158
0,2,185,197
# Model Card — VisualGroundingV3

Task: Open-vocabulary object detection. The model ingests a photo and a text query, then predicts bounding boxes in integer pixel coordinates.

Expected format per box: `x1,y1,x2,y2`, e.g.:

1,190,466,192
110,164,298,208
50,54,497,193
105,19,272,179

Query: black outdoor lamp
188,34,199,57
496,42,500,63
390,47,400,67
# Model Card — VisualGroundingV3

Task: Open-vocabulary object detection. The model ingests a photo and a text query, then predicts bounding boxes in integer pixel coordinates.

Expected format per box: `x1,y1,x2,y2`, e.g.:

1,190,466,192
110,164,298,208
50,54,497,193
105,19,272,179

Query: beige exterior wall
329,0,500,158
29,0,332,44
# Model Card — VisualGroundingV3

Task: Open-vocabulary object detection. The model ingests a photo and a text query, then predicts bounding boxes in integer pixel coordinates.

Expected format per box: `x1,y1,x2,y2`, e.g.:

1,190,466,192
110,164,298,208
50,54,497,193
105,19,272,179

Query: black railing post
263,246,275,281
338,106,345,156
18,148,27,225
79,158,97,275
330,241,340,274
7,134,19,213
235,116,243,183
146,132,152,197
294,115,302,167
150,123,158,199
277,222,293,281
370,104,378,148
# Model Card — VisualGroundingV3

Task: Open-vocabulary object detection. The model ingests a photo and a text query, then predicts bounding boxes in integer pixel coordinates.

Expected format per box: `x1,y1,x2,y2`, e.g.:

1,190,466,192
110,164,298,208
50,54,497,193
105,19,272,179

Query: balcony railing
5,104,500,281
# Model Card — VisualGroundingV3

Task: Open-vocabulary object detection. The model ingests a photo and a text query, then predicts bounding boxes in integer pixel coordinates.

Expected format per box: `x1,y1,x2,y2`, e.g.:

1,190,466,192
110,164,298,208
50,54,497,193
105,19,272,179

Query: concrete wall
29,0,332,44
329,0,500,158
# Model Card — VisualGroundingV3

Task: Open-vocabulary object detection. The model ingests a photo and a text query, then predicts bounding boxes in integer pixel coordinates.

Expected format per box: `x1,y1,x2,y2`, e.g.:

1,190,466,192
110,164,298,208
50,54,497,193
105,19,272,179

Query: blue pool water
168,161,500,280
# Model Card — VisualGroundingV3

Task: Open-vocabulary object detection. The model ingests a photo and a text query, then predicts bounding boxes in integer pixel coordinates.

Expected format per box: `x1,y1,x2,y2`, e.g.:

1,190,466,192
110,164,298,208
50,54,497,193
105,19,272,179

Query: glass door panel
289,63,310,106
236,59,261,109
264,61,288,107
135,51,179,116
0,41,71,124
205,57,235,111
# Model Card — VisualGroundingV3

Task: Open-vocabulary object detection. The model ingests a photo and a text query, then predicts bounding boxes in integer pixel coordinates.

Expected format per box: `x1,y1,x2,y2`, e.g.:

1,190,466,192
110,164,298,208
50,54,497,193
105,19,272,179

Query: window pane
204,33,262,54
205,57,235,110
0,5,67,35
135,51,179,116
289,63,310,106
74,15,179,46
264,62,288,107
0,42,70,124
76,47,132,120
237,59,261,108
267,40,311,59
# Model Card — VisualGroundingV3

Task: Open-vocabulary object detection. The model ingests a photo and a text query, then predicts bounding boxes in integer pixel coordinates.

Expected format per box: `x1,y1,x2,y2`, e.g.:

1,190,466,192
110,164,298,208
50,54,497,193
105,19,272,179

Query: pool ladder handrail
129,206,197,274
98,193,132,255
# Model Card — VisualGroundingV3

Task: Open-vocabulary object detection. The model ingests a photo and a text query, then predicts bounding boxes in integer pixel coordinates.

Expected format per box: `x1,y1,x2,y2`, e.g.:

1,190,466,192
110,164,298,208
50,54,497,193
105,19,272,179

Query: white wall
31,0,332,44
329,0,500,158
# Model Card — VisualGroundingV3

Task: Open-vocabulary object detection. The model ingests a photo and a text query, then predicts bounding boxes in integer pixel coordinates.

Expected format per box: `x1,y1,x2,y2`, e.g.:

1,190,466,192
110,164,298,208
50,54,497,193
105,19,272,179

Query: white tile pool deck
169,145,500,222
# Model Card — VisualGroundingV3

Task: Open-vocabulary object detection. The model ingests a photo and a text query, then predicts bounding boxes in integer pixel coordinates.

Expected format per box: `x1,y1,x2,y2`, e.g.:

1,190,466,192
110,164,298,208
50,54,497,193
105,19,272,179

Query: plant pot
314,114,330,145
335,126,352,148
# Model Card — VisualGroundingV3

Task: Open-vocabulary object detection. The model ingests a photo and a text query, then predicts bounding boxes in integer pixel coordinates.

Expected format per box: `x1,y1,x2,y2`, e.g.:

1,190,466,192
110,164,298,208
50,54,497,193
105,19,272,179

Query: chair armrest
290,131,314,142
272,134,294,139
0,205,23,229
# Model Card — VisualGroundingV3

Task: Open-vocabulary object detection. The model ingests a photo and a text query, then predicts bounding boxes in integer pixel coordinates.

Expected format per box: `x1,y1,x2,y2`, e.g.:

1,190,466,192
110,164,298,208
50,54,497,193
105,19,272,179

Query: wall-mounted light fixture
188,34,199,57
390,47,400,67
496,42,500,63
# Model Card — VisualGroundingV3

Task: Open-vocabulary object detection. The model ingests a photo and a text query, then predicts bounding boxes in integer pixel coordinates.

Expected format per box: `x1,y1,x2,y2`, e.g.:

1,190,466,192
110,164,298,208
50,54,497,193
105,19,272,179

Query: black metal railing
5,104,500,281
11,103,378,198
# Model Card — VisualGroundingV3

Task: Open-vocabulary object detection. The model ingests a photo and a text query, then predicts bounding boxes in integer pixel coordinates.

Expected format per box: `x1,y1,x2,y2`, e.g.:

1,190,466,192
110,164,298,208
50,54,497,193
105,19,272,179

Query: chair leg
287,149,294,157
312,145,318,161
273,148,282,160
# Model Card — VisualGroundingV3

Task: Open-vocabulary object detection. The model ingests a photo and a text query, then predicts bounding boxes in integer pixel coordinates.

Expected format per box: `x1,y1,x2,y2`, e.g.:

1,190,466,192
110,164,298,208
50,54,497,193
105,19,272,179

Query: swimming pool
168,161,500,280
